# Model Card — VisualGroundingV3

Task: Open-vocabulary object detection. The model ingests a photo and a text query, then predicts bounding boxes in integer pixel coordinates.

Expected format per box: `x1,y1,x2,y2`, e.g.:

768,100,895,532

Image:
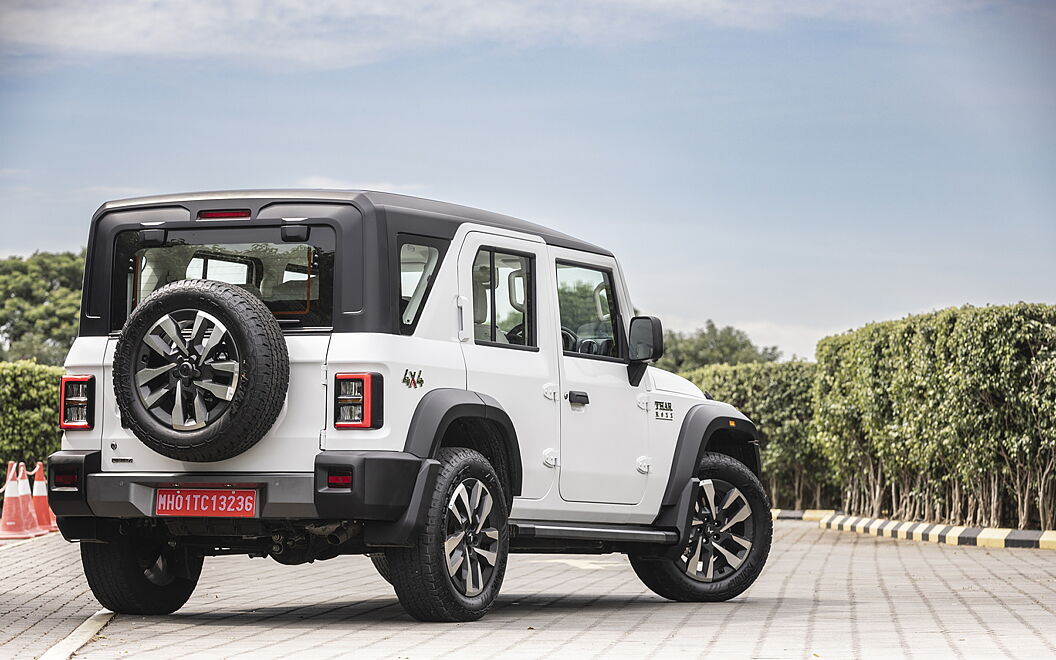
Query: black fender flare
403,388,523,498
651,404,761,544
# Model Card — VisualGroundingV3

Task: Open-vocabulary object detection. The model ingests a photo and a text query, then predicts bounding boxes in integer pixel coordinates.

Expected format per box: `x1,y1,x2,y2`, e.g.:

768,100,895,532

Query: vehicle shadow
135,593,807,627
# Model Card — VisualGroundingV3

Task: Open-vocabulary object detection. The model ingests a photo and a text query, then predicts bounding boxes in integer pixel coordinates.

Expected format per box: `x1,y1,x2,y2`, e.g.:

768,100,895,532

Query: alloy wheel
444,478,500,597
134,309,240,431
681,478,755,583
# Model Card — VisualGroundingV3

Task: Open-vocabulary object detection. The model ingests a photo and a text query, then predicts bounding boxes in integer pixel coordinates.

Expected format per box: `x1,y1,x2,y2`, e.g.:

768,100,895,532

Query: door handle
567,391,590,405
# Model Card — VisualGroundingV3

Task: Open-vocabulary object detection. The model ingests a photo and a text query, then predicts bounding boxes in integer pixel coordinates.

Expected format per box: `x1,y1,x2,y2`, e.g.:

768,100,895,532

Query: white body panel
546,246,650,505
62,337,109,451
456,230,560,500
99,335,331,472
323,333,466,452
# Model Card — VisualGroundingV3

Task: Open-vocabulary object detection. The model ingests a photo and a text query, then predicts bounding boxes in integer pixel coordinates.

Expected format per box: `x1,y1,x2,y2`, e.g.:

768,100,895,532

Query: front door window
556,263,620,358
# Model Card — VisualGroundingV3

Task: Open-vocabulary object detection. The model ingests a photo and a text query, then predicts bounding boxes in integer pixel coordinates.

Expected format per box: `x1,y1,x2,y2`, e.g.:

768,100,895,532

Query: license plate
155,488,258,518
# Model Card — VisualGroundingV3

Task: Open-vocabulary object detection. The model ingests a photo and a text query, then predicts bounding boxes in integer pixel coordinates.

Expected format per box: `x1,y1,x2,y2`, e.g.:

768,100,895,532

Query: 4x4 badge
402,369,424,389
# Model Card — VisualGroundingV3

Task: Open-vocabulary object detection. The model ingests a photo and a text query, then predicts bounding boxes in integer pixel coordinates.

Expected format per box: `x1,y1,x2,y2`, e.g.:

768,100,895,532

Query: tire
368,553,392,584
112,279,289,462
630,452,772,602
81,534,204,615
385,447,510,622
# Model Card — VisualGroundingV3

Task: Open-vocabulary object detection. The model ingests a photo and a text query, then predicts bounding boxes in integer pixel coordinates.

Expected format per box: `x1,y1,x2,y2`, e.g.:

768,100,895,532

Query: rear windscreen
111,226,335,330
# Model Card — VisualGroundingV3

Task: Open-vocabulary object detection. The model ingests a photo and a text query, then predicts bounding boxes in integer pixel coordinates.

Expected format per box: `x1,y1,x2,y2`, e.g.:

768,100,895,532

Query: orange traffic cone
29,462,57,533
1,461,45,539
16,463,46,536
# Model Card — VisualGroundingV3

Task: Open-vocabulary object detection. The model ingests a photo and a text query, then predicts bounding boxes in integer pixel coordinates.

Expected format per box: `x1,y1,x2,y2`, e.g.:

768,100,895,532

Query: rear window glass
111,226,335,330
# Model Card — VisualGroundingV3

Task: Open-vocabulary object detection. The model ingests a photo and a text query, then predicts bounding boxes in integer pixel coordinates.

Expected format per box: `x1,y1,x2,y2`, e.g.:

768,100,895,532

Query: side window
472,248,535,348
398,236,447,334
555,262,621,358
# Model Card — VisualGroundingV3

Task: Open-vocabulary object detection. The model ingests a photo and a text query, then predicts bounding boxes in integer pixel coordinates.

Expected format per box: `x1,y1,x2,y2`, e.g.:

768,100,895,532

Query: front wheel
630,452,772,601
385,447,509,621
81,532,204,614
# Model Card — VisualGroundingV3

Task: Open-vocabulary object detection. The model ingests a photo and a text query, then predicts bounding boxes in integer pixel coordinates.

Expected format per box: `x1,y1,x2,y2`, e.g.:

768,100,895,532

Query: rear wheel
385,447,509,621
630,452,772,601
81,532,204,614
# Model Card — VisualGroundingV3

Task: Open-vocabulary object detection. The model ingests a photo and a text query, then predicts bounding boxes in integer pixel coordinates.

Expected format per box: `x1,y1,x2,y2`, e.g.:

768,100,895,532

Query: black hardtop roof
95,189,612,256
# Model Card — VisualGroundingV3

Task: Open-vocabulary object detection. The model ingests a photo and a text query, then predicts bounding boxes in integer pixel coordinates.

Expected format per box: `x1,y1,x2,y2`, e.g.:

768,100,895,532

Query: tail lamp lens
334,373,383,429
60,375,95,430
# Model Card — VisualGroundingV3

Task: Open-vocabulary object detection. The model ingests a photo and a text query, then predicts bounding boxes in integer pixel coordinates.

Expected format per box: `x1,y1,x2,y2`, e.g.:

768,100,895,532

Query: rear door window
472,248,535,348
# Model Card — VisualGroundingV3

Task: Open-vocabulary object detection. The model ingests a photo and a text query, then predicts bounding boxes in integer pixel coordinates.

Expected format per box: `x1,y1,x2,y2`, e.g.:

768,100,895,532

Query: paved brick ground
2,521,1055,658
0,533,98,659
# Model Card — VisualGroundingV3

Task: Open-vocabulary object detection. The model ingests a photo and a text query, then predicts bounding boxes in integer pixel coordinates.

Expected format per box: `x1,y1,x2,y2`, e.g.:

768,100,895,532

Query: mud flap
363,459,441,547
648,477,699,560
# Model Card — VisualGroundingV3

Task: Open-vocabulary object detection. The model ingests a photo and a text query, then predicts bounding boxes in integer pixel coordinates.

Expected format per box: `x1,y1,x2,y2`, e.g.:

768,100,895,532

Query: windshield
111,226,335,330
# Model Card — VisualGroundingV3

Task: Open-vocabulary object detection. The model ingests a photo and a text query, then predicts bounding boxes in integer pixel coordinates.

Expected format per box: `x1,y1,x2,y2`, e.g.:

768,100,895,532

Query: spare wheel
112,279,290,462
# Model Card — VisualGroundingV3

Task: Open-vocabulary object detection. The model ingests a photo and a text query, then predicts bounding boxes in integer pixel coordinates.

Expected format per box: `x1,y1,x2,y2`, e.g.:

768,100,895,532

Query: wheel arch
659,404,761,508
404,388,523,505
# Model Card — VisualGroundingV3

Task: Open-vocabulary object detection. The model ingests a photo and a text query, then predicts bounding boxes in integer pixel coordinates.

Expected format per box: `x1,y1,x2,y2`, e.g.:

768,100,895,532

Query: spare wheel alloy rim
444,478,501,597
133,309,241,431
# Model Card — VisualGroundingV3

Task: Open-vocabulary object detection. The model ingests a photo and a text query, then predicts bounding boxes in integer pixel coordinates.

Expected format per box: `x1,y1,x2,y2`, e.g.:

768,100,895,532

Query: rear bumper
48,450,439,522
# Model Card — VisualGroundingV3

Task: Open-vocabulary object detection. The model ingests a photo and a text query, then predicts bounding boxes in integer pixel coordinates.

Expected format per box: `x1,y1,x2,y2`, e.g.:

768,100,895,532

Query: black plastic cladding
79,190,612,338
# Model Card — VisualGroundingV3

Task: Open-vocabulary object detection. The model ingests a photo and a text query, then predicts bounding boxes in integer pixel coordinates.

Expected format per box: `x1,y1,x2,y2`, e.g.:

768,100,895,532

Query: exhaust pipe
327,523,355,546
305,521,357,546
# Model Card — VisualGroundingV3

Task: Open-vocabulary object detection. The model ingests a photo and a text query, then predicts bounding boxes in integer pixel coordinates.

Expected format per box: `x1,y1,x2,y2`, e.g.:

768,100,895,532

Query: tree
0,251,84,365
655,320,780,372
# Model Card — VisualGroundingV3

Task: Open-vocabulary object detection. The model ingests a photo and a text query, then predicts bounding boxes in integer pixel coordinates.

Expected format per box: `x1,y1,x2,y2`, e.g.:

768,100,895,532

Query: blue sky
1,1,1053,358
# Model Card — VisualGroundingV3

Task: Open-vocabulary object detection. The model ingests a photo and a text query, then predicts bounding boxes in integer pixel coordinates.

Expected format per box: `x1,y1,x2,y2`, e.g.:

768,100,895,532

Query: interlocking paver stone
2,521,1055,658
0,533,97,659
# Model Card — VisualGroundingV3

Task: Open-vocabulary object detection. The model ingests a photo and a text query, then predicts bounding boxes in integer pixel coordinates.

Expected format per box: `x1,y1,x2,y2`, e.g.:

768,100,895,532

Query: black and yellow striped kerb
819,513,1056,550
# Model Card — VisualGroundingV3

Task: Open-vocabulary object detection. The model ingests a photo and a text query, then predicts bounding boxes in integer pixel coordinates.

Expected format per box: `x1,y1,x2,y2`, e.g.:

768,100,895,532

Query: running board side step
509,520,678,544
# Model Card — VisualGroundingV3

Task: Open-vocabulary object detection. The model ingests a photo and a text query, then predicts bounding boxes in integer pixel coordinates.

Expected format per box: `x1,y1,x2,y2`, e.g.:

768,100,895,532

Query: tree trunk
1037,457,1055,531
989,472,1001,528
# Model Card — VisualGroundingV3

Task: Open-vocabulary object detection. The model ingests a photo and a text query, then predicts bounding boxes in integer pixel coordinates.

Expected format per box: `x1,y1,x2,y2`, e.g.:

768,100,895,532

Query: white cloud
0,0,987,70
295,176,424,193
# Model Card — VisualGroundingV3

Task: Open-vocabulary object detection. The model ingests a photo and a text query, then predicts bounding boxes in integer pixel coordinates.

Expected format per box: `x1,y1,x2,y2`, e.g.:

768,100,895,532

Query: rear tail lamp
327,471,353,489
334,373,383,429
60,375,95,430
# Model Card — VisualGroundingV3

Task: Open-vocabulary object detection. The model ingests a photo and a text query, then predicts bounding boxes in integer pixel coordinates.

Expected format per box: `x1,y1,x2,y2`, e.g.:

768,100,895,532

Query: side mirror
629,316,664,362
627,316,663,386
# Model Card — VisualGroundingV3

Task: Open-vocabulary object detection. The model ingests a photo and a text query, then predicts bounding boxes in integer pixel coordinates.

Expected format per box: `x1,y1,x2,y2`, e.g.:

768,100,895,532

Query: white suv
49,190,772,621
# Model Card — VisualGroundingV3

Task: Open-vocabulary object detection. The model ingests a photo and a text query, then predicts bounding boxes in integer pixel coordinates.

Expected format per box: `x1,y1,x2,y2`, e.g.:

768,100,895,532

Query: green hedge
0,360,63,469
684,362,833,510
811,303,1056,530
